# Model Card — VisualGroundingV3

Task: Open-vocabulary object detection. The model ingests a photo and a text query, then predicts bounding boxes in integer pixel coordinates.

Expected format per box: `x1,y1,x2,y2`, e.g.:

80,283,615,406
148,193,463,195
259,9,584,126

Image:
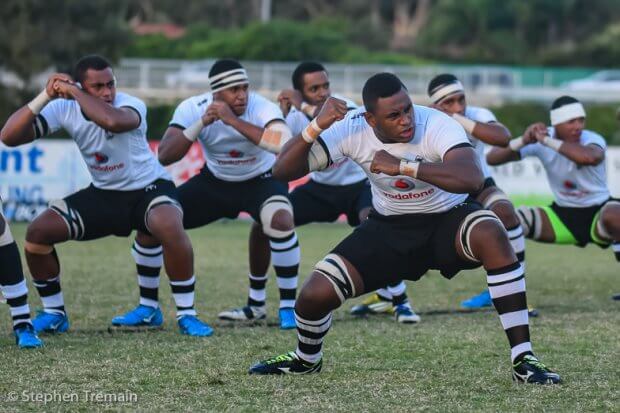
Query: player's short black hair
362,73,407,113
74,55,112,83
427,73,459,96
551,95,579,110
292,61,326,90
209,59,244,78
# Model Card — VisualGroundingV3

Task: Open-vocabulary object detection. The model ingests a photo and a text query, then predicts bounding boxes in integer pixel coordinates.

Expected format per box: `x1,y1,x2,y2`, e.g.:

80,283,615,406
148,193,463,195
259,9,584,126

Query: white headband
550,102,586,126
429,81,464,103
209,68,249,93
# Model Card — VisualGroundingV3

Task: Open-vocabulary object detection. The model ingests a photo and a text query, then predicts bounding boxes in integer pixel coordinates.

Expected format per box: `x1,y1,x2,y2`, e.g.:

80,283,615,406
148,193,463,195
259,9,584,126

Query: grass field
0,221,618,412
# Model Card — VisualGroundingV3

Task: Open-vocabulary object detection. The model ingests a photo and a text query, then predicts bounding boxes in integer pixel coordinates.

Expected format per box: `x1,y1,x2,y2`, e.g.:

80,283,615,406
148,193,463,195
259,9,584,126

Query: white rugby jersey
286,96,366,186
464,106,498,178
520,127,609,207
170,92,284,182
37,92,170,191
316,105,470,215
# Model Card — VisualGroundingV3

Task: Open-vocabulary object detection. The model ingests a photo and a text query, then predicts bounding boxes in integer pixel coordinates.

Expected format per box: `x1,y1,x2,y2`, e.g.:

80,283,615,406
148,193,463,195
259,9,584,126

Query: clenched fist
315,96,348,130
370,150,401,176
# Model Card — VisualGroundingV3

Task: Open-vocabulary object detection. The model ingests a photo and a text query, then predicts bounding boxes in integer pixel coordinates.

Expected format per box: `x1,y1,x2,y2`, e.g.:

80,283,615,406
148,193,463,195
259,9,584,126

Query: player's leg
25,202,75,334
249,254,365,374
0,205,42,348
141,180,213,337
110,230,164,329
462,185,527,309
592,200,620,300
454,208,560,384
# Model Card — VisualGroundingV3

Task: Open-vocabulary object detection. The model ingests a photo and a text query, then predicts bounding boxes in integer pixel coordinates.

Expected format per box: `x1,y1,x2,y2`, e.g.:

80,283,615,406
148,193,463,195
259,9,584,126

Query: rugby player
486,96,620,298
248,73,560,384
112,59,301,329
1,55,213,337
240,61,419,324
427,74,527,310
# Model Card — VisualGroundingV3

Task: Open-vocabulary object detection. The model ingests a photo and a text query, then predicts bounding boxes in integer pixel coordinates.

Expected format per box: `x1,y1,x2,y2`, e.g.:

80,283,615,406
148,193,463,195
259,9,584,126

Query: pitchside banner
1,139,619,222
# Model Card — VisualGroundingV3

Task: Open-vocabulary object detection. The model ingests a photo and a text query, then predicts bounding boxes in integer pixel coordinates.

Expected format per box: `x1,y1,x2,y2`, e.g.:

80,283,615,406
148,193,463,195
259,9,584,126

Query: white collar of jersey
209,68,249,93
429,81,464,103
550,102,586,126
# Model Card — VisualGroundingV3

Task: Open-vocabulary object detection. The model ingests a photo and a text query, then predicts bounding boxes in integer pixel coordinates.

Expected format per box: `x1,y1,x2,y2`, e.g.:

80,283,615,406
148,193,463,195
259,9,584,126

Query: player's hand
45,73,74,99
523,122,547,144
277,96,292,117
207,101,236,125
201,109,217,126
370,150,401,176
315,96,348,129
53,80,79,100
278,89,303,111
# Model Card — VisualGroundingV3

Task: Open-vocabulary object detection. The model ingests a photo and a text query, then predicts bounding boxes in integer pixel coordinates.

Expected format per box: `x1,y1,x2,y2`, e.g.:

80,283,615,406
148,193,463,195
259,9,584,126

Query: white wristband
399,159,420,178
300,102,317,118
508,136,525,151
542,136,562,152
27,90,51,115
452,113,476,134
301,118,323,143
182,119,205,142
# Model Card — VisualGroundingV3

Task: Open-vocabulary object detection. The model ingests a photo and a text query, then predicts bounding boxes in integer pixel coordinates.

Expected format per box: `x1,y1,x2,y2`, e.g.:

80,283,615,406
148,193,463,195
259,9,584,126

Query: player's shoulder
465,105,495,119
580,129,607,147
414,104,453,128
179,92,212,111
114,91,144,106
248,91,277,108
332,94,358,110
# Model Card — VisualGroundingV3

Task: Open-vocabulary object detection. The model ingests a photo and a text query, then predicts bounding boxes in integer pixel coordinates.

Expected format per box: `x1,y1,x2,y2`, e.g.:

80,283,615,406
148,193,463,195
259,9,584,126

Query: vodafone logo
390,178,416,192
228,150,244,158
94,152,109,164
563,180,577,190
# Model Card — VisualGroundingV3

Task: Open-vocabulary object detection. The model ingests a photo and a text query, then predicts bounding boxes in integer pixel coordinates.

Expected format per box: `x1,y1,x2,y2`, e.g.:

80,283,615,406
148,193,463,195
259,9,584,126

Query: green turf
1,221,618,411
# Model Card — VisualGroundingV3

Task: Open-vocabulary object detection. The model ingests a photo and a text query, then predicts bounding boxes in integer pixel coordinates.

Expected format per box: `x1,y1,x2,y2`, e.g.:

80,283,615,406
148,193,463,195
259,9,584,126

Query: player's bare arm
158,110,216,165
0,73,73,146
487,122,540,165
530,123,605,166
54,81,139,133
272,96,348,181
370,146,484,194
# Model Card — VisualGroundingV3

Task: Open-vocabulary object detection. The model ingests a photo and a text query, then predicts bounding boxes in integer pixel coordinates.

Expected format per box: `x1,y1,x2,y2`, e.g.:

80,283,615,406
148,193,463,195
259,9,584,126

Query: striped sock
33,275,65,316
507,224,526,270
270,232,300,309
613,242,620,262
295,311,332,364
131,241,162,308
0,241,32,330
387,281,408,306
486,262,532,362
247,273,267,308
170,276,196,319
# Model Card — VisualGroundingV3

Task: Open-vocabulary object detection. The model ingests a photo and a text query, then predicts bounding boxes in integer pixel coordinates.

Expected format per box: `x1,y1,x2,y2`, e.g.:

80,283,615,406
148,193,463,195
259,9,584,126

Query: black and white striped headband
209,68,249,93
429,80,465,103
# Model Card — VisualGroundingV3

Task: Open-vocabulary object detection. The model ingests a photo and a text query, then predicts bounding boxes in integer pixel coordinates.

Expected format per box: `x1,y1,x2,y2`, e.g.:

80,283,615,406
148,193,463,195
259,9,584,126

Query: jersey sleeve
36,99,70,137
519,143,542,159
582,131,607,150
251,95,285,128
169,98,200,130
469,107,497,124
316,117,349,166
427,113,472,160
116,93,147,129
285,109,309,136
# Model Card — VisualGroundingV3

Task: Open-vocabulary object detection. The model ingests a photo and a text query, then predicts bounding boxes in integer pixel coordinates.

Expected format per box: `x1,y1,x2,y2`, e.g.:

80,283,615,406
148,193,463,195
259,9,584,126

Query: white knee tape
314,253,356,303
144,195,183,232
49,199,85,240
596,200,620,241
482,191,511,209
458,210,503,262
516,206,542,239
259,195,294,239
